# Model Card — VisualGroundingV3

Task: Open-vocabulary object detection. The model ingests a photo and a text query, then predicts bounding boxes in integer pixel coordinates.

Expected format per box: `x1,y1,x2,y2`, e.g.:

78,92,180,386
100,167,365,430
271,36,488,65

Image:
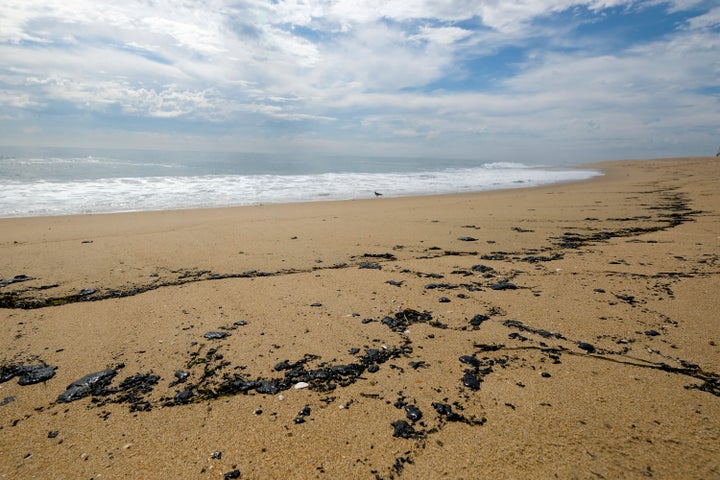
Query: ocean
0,147,602,218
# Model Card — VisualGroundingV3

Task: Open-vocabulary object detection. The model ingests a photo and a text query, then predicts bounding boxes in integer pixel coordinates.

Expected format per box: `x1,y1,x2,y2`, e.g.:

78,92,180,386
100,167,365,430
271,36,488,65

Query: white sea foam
0,165,601,218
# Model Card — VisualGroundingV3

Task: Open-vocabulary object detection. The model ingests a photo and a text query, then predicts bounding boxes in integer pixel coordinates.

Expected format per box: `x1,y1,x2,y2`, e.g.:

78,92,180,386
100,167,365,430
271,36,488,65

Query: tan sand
0,157,718,479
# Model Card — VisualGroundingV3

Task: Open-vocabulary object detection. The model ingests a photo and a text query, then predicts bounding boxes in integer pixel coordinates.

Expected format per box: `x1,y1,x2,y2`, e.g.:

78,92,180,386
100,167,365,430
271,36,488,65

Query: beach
1,157,718,479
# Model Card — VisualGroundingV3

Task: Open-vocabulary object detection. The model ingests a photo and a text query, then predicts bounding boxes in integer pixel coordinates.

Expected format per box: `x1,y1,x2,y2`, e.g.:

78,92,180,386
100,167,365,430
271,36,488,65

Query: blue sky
1,0,718,164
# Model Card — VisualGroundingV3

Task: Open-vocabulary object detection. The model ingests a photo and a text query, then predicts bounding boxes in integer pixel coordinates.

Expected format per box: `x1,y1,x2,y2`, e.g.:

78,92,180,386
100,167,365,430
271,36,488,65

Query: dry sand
0,157,718,479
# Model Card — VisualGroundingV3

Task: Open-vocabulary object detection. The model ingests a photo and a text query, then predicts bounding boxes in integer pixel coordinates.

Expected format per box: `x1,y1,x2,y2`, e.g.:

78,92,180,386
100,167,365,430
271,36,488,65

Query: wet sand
0,157,718,479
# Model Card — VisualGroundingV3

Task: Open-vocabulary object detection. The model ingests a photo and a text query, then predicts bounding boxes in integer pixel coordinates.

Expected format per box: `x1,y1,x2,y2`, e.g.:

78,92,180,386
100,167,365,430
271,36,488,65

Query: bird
374,191,383,196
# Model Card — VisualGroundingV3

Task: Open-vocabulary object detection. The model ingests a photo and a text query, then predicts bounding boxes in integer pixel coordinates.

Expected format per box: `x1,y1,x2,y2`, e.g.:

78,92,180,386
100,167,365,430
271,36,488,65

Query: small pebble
462,372,481,390
391,420,417,438
459,355,481,367
294,382,309,389
469,314,489,326
404,404,423,422
203,331,229,340
491,282,517,290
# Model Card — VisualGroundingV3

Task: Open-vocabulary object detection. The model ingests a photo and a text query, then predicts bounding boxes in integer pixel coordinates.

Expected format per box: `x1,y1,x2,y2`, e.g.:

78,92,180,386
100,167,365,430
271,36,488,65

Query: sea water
0,147,602,218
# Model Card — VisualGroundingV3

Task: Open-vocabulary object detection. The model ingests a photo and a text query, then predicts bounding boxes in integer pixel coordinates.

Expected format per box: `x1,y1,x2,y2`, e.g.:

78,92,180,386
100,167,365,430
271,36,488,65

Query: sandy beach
1,157,718,479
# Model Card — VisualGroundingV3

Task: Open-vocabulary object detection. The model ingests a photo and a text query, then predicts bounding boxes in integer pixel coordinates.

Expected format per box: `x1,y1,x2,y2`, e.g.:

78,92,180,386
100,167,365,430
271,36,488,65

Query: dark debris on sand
0,363,57,385
2,185,715,479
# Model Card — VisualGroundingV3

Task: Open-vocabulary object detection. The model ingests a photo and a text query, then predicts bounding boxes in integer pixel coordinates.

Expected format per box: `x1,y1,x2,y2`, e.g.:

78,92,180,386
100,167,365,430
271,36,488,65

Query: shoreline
3,154,697,222
0,156,681,237
1,157,718,479
0,161,602,220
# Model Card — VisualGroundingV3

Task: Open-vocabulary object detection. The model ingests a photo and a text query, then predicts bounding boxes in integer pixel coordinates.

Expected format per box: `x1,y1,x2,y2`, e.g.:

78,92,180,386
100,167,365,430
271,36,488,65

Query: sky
1,0,719,164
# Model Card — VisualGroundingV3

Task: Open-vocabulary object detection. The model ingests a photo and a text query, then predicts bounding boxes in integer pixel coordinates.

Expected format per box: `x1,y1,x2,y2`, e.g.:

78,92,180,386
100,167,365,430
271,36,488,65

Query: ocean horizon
0,146,602,218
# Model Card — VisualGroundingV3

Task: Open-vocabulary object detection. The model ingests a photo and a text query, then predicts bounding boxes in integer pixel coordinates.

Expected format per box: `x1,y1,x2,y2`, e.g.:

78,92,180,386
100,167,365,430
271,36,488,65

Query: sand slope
1,157,718,479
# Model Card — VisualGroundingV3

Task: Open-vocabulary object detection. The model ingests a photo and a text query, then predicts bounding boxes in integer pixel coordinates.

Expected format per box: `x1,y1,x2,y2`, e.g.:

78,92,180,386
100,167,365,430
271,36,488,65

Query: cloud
683,6,720,30
0,90,40,109
0,0,718,161
412,26,474,45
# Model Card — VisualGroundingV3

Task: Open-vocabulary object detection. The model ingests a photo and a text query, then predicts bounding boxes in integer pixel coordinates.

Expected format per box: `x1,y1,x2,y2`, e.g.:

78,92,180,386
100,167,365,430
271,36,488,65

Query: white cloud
413,26,473,46
0,90,41,109
0,0,718,160
308,22,452,91
140,14,228,55
659,0,710,13
684,6,720,30
243,103,336,121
